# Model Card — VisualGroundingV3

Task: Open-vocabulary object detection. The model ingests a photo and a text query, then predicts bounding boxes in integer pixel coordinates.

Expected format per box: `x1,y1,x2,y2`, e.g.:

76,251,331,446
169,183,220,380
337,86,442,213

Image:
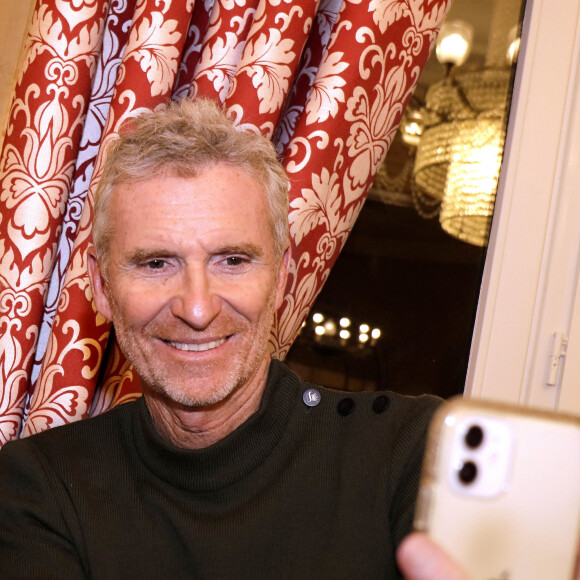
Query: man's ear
87,248,113,321
274,245,291,310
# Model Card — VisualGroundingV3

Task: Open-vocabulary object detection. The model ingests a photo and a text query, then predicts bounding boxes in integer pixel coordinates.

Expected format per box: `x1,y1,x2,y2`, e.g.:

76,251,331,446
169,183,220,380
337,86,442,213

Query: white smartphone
414,396,580,580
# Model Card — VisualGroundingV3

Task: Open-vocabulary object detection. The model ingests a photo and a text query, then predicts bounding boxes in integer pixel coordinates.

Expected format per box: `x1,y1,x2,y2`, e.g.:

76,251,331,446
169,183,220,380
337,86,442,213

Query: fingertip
396,532,430,576
397,532,469,580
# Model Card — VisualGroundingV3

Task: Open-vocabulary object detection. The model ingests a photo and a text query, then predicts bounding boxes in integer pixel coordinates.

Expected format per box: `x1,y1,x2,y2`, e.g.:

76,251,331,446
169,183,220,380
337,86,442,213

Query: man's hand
398,532,580,580
396,532,469,580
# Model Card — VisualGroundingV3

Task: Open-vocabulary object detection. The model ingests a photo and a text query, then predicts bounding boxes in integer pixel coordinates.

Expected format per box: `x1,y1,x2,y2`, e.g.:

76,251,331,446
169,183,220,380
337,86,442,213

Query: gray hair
92,98,289,271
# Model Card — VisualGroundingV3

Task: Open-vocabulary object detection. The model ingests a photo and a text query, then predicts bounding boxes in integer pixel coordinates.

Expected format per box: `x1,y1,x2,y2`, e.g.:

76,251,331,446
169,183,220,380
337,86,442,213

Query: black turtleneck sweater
0,361,440,579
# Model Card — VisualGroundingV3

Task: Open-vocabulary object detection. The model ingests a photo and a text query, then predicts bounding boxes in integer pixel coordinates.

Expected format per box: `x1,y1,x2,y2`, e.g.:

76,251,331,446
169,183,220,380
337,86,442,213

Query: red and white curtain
0,0,451,445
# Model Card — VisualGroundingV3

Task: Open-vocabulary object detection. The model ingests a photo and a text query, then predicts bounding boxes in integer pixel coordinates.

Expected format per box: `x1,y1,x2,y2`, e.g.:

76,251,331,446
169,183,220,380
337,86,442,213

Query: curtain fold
0,0,451,445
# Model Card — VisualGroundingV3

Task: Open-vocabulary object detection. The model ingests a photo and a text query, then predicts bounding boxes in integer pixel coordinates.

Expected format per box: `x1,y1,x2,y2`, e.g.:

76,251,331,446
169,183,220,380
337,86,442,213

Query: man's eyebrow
123,244,268,264
125,248,173,264
215,243,265,258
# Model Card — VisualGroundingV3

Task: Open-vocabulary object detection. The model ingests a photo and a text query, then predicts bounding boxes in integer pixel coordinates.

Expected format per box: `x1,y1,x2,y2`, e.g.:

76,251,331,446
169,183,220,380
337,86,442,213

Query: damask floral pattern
0,0,451,444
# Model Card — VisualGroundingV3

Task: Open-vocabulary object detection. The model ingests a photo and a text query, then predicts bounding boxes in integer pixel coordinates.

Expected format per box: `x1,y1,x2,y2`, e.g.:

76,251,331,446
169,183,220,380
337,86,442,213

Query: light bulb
436,20,474,67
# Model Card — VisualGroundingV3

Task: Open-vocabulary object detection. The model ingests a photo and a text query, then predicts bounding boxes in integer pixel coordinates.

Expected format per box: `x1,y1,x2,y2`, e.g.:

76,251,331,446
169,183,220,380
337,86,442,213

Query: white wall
0,0,36,144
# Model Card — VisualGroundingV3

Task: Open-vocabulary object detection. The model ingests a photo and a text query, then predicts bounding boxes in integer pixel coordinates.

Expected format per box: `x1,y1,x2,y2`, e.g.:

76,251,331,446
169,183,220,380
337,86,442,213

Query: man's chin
144,376,239,409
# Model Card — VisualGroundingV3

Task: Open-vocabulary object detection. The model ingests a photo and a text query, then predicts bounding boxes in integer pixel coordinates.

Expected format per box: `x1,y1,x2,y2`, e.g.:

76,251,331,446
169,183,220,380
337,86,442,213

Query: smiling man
90,168,288,449
0,99,456,579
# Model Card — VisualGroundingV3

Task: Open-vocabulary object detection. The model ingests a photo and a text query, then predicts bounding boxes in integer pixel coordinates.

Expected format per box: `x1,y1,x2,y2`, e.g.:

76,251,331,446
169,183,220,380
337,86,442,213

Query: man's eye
224,256,246,266
145,259,166,270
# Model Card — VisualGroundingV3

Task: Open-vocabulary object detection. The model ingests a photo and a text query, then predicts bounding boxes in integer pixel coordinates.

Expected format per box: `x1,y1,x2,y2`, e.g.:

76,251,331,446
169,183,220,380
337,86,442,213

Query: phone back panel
414,397,580,580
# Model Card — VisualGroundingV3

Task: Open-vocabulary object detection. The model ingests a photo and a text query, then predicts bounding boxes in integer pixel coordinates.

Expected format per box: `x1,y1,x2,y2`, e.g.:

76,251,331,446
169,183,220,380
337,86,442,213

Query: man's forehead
114,165,263,203
108,170,277,252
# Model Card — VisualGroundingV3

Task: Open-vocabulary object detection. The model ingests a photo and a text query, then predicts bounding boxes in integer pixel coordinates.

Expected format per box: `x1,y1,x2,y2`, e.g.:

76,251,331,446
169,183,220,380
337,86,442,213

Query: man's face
89,164,289,408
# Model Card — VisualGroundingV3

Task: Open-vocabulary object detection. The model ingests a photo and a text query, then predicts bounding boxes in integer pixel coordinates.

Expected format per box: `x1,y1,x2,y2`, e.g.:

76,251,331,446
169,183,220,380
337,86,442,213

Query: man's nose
170,264,222,329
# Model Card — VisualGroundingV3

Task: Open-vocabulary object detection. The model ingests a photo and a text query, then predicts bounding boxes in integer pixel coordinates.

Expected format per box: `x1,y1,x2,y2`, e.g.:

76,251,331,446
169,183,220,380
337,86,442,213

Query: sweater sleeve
0,439,87,579
388,395,441,548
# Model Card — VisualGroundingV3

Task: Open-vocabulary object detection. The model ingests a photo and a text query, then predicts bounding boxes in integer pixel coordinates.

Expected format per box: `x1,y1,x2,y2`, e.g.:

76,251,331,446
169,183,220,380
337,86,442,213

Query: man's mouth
165,338,227,352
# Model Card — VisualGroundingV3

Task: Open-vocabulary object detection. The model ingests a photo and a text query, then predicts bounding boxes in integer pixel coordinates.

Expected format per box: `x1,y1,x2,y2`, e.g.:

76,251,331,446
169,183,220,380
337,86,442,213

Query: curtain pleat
0,0,112,442
0,0,451,445
274,0,449,355
22,0,196,437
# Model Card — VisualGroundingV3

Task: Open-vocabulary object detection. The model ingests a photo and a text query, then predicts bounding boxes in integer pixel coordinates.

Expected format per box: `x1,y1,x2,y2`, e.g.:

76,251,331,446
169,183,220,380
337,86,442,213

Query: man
0,98,463,578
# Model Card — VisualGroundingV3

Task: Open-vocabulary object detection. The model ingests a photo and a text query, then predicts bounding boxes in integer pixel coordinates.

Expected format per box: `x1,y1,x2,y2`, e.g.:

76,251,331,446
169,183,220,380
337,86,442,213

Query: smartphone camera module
448,415,514,498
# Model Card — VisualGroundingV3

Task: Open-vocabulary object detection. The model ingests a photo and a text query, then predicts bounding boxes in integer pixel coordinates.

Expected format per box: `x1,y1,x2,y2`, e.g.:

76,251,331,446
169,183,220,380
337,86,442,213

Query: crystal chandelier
414,66,511,246
412,12,519,247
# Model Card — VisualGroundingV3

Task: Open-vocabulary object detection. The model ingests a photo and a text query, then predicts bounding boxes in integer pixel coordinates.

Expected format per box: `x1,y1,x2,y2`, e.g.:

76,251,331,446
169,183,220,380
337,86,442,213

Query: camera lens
458,461,478,484
465,425,484,449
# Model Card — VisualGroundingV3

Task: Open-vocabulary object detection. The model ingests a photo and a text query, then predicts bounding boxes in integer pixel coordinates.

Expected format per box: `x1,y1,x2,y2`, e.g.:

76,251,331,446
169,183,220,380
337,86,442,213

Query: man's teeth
168,338,226,352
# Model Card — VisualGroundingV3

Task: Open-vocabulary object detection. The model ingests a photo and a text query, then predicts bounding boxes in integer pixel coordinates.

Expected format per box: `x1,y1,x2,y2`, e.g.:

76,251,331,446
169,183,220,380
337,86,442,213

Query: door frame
465,0,580,415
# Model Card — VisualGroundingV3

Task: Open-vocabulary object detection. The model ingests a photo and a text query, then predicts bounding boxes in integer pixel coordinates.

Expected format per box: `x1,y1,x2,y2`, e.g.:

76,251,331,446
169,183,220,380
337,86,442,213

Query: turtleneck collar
131,360,300,492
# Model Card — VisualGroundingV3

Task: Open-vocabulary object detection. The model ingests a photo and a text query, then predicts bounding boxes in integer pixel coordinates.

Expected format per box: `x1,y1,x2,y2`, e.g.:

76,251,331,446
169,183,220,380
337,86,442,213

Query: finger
397,532,470,580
